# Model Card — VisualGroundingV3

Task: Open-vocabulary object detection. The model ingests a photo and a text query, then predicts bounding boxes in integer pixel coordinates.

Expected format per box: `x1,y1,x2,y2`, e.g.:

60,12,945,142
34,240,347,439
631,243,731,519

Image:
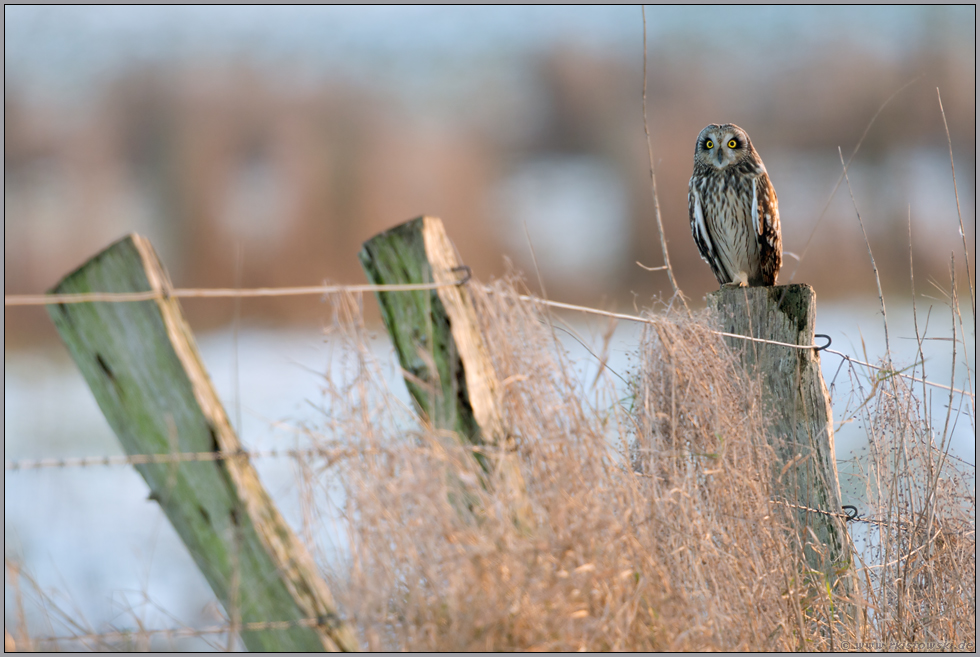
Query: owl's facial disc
706,130,737,169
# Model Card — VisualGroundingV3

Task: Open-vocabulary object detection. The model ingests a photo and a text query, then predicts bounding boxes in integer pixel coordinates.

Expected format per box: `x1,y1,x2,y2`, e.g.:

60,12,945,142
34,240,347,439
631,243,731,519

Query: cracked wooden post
707,284,852,596
47,234,358,652
359,216,531,526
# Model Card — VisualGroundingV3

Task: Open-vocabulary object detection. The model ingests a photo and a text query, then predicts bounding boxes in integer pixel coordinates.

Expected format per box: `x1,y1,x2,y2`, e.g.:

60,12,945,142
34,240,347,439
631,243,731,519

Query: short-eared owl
688,123,781,287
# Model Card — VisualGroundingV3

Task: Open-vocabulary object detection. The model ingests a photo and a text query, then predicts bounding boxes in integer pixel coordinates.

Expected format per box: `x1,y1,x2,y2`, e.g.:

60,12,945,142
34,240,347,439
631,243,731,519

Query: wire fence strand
3,447,367,471
23,616,336,648
14,496,972,651
5,444,970,534
4,280,468,307
506,291,974,398
770,499,973,533
5,279,975,398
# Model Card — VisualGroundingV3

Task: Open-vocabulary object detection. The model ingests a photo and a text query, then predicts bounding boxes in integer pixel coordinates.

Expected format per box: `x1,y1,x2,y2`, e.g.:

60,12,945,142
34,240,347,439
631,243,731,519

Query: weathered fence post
47,234,358,652
707,284,852,591
359,216,531,525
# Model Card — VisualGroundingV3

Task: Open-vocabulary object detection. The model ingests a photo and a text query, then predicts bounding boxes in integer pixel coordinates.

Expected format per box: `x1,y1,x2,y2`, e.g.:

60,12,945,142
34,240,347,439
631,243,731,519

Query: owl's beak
716,149,725,165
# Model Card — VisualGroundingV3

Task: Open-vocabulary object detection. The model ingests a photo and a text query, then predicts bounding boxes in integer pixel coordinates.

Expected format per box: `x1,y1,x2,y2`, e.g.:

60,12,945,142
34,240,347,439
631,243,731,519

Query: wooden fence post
359,216,530,525
47,234,358,652
707,284,852,590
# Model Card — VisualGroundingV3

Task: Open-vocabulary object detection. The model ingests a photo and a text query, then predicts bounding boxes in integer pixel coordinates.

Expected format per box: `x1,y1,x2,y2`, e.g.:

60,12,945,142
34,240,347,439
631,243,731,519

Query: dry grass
5,271,973,651
838,271,976,650
850,366,976,649
310,276,975,652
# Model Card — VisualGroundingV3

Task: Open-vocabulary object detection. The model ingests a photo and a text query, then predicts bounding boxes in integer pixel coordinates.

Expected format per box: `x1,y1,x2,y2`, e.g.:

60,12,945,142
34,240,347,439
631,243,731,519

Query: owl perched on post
688,123,781,287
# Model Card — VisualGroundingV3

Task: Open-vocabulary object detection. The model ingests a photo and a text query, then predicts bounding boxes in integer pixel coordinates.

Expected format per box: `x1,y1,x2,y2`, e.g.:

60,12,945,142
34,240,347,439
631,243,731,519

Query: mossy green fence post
47,233,358,652
707,284,854,609
359,216,531,527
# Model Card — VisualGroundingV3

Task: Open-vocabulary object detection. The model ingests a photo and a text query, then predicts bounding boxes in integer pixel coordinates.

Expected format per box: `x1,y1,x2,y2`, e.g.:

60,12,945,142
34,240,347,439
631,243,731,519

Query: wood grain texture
360,217,530,524
358,217,478,446
707,284,850,583
47,234,357,652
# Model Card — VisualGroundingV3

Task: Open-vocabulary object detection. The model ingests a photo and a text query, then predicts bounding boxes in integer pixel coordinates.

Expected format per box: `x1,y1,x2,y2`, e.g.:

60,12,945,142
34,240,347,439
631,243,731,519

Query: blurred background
5,5,975,340
4,6,976,647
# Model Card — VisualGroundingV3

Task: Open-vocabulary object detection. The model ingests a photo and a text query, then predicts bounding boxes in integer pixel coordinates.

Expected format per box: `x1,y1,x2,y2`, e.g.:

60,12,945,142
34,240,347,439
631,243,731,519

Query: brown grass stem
641,6,685,307
936,88,975,324
839,147,892,363
787,77,920,285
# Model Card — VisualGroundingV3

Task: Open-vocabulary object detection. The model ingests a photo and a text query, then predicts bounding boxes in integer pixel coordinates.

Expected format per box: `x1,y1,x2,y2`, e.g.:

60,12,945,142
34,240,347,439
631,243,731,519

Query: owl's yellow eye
728,139,737,148
705,140,714,149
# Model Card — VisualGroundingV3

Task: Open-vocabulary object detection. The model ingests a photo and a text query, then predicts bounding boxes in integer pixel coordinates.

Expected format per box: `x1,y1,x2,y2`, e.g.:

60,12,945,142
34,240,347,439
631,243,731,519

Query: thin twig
838,147,892,363
641,6,684,305
936,88,975,323
786,77,920,284
522,219,577,396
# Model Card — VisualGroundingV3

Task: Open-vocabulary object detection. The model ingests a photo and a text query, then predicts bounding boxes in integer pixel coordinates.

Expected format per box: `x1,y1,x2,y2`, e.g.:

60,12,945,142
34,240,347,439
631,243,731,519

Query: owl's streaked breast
691,171,758,285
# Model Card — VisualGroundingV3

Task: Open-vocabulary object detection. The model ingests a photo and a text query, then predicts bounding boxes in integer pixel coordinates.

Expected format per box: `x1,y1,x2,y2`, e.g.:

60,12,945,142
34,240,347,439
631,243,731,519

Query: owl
688,123,781,287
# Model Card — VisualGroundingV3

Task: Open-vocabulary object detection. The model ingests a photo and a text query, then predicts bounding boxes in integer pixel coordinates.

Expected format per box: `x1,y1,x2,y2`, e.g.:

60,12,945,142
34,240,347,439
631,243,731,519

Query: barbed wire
20,616,337,648
15,498,974,650
5,445,969,536
9,441,974,472
6,279,972,399
3,447,366,471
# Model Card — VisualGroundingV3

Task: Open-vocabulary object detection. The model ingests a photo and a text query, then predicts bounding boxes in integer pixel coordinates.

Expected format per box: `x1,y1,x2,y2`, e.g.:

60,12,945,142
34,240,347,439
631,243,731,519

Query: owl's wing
688,183,727,284
752,172,782,285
